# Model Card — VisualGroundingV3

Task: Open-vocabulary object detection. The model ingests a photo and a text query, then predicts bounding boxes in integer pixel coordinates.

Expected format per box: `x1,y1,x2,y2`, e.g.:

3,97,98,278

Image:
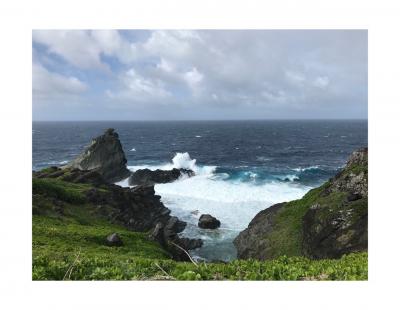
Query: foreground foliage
33,214,367,280
32,175,367,281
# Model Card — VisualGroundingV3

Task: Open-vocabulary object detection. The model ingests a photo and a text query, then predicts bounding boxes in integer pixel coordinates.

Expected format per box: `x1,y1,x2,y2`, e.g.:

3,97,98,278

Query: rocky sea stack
65,128,131,183
234,147,368,260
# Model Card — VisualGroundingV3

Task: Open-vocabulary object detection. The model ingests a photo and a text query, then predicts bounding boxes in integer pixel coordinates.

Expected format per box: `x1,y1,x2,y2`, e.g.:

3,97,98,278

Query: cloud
33,62,87,101
33,30,105,69
33,30,138,70
32,30,367,119
313,76,330,89
106,68,171,102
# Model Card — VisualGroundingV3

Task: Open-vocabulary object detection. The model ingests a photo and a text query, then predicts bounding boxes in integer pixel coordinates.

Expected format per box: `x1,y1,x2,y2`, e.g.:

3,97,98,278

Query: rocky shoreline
34,128,368,263
34,128,203,261
233,148,368,260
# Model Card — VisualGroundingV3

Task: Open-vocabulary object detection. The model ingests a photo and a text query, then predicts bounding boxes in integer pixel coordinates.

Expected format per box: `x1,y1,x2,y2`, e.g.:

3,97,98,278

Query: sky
32,30,367,121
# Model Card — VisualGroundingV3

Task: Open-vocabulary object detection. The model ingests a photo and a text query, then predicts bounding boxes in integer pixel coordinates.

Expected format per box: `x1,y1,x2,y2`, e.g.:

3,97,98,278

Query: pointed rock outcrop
65,128,131,183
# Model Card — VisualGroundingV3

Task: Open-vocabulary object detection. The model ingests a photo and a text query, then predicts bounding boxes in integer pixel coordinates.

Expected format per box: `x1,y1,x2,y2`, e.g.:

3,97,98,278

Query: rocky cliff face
234,148,368,260
65,128,131,183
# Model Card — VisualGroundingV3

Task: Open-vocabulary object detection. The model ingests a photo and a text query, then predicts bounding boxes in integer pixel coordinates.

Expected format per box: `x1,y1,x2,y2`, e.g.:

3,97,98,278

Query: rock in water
198,214,221,229
234,147,368,260
128,168,194,186
65,128,130,183
106,233,123,246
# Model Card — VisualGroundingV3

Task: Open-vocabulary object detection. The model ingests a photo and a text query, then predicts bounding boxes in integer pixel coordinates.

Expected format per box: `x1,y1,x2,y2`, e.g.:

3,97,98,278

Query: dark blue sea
32,120,367,261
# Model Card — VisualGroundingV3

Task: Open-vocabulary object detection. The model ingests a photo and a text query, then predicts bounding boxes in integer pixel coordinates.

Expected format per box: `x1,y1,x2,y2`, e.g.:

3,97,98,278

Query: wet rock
149,219,203,261
128,168,194,186
164,216,187,238
198,214,221,229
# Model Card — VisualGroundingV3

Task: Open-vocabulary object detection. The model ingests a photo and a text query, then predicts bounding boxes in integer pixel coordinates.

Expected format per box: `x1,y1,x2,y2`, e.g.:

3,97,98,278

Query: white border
1,0,400,309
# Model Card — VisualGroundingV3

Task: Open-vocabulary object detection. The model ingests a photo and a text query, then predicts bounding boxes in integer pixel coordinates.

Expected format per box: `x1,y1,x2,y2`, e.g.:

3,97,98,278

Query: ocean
32,120,368,261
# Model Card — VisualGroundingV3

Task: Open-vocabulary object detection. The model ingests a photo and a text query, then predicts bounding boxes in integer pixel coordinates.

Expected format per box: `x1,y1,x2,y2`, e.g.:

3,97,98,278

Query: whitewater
33,120,367,261
117,152,311,261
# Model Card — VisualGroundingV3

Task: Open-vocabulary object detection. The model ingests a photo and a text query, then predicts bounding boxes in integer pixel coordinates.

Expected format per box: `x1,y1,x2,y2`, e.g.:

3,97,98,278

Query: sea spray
121,152,311,261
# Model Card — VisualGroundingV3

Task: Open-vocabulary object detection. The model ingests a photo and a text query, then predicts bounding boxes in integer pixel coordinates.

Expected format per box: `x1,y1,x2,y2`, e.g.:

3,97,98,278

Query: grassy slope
259,155,368,259
32,177,367,280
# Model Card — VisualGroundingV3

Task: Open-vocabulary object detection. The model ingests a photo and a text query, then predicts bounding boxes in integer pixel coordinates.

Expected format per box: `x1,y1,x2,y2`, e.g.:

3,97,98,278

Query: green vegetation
259,174,367,259
32,176,367,281
262,186,325,258
33,216,367,280
32,178,89,204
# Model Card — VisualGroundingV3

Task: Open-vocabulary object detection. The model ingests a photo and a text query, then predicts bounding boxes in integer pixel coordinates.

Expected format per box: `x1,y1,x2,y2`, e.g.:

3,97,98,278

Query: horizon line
32,118,368,122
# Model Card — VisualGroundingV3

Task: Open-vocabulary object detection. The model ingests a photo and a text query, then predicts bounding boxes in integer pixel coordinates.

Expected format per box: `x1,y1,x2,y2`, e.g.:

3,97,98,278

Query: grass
32,175,368,281
32,216,367,281
262,186,326,258
32,178,90,204
32,212,367,280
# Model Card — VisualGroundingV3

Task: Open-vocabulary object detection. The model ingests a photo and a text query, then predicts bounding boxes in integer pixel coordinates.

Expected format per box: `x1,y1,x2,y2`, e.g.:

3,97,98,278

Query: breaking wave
122,152,311,261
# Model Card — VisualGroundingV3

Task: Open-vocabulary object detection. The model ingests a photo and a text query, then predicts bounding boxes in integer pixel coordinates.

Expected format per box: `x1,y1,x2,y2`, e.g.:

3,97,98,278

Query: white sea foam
195,135,202,138
120,152,311,260
244,171,258,180
256,156,272,162
279,174,300,182
123,152,310,228
293,165,320,172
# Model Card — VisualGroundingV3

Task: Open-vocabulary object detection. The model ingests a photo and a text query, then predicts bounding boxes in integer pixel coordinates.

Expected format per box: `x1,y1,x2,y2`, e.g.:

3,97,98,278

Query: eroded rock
198,214,221,229
64,128,131,183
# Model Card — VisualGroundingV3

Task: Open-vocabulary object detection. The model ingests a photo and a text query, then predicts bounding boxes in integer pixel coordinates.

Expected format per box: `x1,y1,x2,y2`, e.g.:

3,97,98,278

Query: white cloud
106,68,171,102
184,67,203,89
157,58,174,73
33,63,87,101
286,71,306,83
33,30,367,119
143,30,202,60
33,30,138,69
313,76,330,88
33,30,105,69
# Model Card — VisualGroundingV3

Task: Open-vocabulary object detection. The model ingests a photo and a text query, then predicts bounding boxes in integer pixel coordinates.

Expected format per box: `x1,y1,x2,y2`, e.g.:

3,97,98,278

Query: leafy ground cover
33,214,367,280
32,176,367,281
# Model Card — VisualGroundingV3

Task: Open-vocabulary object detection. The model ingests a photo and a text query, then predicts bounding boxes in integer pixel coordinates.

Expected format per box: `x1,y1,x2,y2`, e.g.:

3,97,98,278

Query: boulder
198,214,221,229
64,128,131,183
149,218,203,261
128,168,194,186
106,233,123,246
164,216,187,238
